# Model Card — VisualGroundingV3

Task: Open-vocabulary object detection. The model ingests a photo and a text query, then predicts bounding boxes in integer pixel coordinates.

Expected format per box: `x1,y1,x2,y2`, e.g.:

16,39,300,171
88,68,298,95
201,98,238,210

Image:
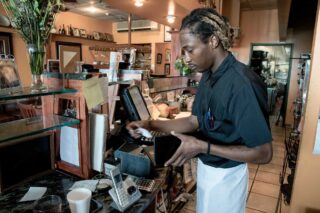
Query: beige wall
0,8,113,86
112,23,167,72
285,26,314,124
155,42,172,75
231,9,280,64
50,12,113,64
290,3,320,212
231,9,314,125
1,5,31,87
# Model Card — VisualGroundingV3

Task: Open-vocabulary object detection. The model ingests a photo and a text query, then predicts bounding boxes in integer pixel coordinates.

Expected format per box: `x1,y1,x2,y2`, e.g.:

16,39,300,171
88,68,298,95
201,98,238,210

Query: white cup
67,188,92,213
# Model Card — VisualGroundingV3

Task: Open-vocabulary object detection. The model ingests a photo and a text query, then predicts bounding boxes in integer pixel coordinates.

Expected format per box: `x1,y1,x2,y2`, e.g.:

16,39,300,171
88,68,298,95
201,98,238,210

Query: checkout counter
0,71,197,212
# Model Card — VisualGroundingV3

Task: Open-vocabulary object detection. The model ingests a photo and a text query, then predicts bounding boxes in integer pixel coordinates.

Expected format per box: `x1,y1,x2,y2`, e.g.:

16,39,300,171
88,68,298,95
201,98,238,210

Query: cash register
118,85,181,169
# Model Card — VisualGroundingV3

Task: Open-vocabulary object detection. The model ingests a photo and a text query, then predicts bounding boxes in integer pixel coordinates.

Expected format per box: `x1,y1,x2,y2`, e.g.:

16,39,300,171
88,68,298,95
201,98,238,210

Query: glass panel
0,115,80,143
0,87,77,101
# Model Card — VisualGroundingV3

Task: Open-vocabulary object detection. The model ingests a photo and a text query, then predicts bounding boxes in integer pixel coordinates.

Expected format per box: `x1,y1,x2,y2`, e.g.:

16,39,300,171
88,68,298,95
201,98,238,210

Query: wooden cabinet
43,73,107,179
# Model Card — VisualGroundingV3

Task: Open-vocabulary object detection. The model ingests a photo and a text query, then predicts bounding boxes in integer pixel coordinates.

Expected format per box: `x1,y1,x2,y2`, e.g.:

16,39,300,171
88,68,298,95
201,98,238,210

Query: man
127,8,272,213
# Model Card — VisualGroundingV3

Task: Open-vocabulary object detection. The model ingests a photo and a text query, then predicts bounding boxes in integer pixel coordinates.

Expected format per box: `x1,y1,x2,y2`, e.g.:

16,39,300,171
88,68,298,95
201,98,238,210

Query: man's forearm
198,141,273,164
149,116,198,133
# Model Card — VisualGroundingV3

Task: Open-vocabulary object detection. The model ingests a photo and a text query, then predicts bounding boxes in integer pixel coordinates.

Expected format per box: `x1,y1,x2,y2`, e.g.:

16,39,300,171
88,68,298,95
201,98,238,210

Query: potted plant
174,56,192,76
1,0,63,91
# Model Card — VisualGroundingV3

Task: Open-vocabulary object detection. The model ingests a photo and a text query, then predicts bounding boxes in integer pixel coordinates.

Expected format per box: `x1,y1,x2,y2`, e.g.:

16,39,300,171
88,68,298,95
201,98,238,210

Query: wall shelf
0,87,77,101
50,33,116,46
0,114,80,144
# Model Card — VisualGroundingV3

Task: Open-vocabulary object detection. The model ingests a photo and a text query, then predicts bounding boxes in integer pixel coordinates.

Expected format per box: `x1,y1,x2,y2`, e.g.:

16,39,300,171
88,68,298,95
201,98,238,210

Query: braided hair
180,8,232,50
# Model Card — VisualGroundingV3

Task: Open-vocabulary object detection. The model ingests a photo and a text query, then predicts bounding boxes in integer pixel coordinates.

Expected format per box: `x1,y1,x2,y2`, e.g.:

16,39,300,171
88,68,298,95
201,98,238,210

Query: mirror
249,43,293,126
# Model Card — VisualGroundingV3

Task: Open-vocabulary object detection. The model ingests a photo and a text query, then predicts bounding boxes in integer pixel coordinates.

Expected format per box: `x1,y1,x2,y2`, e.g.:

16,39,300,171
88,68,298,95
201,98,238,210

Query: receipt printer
114,143,152,178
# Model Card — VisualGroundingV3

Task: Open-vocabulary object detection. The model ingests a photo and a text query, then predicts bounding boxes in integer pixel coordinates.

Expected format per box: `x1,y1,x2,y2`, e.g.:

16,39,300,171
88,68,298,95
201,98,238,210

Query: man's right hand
126,120,150,139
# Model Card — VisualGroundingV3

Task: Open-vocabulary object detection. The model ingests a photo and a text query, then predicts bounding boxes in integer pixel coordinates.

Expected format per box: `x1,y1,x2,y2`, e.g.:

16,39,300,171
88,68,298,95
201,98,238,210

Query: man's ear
209,35,219,49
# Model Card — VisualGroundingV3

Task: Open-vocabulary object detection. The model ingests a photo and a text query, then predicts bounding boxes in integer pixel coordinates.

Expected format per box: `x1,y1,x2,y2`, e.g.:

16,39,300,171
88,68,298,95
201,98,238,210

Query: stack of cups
67,188,92,213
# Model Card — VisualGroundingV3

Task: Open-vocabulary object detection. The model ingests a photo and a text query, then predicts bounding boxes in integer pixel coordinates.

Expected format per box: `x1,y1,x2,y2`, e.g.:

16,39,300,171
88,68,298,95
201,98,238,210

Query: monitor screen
128,86,150,121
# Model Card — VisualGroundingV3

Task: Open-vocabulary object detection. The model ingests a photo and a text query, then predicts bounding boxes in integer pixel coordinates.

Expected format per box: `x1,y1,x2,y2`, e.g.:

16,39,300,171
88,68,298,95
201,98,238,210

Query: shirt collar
204,52,236,87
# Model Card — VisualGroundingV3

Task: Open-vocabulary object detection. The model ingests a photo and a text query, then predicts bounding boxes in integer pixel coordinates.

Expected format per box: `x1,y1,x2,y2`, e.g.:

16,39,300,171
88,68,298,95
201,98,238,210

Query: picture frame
0,32,13,55
106,33,114,42
164,26,172,42
47,59,60,73
0,60,22,95
73,28,80,37
99,32,106,41
93,32,100,40
165,49,171,62
79,29,87,38
156,53,162,64
61,98,78,119
164,63,170,75
56,42,82,74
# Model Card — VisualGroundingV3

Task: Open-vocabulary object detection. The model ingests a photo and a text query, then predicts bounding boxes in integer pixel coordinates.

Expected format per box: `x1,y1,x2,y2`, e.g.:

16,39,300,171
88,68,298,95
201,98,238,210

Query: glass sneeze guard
0,87,77,101
0,114,80,143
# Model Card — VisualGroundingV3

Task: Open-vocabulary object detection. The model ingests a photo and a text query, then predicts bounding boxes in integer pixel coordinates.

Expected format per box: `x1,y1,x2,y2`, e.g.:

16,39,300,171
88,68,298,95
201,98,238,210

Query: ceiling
64,0,143,21
64,0,310,41
65,0,281,26
240,0,278,11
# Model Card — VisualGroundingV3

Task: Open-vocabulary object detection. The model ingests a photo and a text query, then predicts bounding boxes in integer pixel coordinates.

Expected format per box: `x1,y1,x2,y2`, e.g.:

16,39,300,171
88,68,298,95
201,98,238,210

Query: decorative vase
27,44,47,92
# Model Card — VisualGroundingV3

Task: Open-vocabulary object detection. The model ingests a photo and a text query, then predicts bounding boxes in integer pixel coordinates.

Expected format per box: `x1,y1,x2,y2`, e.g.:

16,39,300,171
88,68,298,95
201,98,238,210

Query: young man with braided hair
127,8,272,213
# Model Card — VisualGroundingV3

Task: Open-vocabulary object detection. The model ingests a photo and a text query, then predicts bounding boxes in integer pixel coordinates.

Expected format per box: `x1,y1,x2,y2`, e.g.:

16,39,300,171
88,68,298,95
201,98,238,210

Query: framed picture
0,32,13,55
165,49,171,62
80,29,87,38
106,33,114,42
93,32,100,40
47,59,60,72
0,61,22,95
156,53,162,64
56,42,82,73
54,96,79,119
164,26,172,42
164,63,170,75
99,32,106,41
73,28,80,37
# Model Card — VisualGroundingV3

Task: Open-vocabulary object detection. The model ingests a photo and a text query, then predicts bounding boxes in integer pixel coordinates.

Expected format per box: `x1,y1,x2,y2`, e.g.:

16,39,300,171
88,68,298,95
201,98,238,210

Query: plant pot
27,44,47,92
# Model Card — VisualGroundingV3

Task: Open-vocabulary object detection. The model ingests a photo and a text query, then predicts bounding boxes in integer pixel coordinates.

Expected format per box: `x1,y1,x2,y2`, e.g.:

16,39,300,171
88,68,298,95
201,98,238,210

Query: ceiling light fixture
105,12,109,16
90,1,95,4
87,6,98,13
134,0,144,7
166,15,176,24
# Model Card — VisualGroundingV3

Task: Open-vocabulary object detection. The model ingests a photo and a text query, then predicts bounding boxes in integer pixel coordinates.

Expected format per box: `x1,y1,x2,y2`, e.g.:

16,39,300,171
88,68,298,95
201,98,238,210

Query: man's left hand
165,132,206,167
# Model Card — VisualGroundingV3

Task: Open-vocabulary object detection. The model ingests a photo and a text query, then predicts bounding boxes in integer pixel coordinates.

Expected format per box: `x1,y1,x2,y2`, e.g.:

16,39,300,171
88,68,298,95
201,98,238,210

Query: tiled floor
180,120,291,213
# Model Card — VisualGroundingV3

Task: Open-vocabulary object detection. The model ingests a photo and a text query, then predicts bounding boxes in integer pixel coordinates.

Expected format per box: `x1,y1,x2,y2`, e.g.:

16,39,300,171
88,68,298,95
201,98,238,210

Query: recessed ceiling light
105,12,109,16
90,1,95,4
166,15,176,23
134,0,144,7
87,6,97,13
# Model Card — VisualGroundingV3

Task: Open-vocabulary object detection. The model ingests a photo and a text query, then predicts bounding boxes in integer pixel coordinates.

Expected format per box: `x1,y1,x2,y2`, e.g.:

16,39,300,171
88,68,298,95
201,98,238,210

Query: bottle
66,25,69,35
69,25,73,36
61,24,66,35
58,26,62,34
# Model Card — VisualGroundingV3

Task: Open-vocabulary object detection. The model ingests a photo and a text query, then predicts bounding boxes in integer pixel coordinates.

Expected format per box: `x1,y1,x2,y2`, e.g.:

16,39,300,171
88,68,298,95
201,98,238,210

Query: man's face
179,29,214,73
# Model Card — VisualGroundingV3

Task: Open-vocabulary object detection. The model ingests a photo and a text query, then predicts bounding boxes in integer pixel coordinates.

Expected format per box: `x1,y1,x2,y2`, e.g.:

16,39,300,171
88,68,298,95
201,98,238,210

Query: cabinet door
53,94,91,178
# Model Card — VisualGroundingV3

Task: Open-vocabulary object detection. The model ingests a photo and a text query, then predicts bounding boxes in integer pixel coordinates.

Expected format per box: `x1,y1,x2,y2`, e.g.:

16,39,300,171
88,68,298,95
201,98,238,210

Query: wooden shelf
50,33,116,46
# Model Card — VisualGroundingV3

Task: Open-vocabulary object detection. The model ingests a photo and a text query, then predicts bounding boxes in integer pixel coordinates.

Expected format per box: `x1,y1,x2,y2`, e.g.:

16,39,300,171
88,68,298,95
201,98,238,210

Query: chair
17,102,42,118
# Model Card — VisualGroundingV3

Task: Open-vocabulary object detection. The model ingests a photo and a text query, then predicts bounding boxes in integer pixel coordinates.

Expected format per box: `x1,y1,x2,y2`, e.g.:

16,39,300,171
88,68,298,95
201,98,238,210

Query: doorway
249,43,293,126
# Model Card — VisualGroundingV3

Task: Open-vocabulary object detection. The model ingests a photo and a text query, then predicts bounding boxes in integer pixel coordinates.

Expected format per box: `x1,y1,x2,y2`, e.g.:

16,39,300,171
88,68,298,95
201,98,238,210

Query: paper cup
67,188,91,213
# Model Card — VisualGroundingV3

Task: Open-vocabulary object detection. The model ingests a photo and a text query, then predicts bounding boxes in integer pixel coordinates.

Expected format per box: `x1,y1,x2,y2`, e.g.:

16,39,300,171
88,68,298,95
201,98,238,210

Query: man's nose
184,54,191,64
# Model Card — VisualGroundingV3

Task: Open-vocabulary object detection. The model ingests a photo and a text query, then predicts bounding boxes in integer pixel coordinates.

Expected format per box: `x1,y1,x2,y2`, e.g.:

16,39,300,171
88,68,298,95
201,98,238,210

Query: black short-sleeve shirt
192,53,272,168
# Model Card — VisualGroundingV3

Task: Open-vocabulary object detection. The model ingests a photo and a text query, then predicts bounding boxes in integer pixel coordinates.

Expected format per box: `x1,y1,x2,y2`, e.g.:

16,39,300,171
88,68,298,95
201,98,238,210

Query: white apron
196,159,248,213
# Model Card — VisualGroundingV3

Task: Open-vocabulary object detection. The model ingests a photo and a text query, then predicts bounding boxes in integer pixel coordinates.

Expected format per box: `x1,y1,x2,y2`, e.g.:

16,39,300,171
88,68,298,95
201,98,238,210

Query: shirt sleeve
228,84,272,148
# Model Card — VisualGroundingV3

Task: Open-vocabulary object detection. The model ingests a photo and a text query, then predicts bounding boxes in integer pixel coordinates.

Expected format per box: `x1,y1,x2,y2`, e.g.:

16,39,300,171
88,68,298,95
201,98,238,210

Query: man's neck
210,50,229,73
